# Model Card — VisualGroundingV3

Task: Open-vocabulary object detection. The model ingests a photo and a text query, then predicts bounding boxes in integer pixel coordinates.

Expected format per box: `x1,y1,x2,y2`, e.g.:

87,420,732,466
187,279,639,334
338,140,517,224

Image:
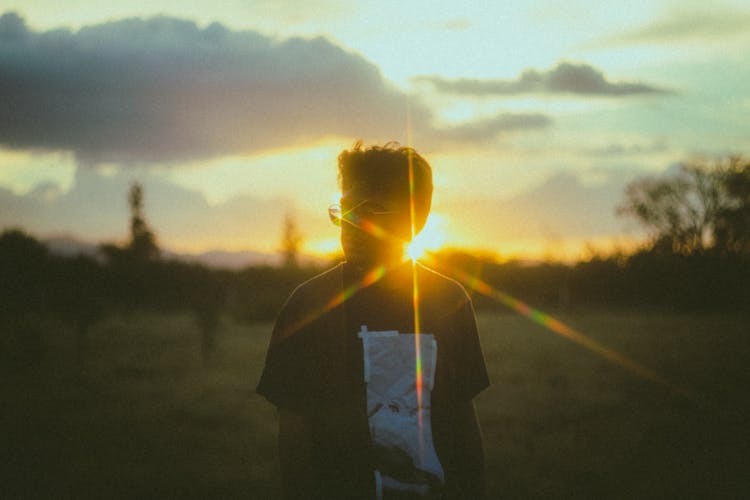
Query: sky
1,1,749,261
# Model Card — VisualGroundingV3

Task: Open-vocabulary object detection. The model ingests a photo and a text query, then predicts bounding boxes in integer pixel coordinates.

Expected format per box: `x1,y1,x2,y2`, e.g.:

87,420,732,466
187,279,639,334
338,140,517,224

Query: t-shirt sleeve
256,290,317,413
453,297,490,401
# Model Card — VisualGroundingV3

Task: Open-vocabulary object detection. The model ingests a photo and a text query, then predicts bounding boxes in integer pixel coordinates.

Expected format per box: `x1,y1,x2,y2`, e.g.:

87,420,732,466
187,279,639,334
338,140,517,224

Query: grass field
3,309,749,498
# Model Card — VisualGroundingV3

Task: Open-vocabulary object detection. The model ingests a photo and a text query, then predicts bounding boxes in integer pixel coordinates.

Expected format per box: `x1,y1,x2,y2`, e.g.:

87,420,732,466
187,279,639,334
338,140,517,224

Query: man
257,142,489,499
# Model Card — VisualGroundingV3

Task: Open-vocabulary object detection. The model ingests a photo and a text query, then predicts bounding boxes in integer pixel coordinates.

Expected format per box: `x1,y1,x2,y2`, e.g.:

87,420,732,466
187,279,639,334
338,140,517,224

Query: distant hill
42,235,328,270
44,235,102,259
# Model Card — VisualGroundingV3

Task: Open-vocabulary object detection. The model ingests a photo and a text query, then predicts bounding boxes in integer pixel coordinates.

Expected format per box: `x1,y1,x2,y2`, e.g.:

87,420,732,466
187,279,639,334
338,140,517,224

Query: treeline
0,183,330,368
3,224,747,336
0,227,325,367
429,248,748,313
433,156,750,312
2,156,748,367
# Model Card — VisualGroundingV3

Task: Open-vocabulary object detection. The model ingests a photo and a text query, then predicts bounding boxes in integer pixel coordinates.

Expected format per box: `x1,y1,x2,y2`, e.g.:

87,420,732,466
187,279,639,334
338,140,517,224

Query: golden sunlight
306,237,341,255
407,213,447,261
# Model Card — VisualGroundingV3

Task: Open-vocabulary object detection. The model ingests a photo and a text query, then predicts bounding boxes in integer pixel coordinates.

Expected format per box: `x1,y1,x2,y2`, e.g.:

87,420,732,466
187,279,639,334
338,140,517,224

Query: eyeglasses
328,200,401,227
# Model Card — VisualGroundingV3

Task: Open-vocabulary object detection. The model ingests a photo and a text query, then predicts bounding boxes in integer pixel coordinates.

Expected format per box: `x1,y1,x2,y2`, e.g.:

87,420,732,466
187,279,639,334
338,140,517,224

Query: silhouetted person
257,143,489,499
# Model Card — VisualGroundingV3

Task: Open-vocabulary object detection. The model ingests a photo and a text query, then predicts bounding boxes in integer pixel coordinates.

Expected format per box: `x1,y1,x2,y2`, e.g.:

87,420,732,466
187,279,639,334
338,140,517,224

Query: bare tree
618,156,749,255
714,157,750,255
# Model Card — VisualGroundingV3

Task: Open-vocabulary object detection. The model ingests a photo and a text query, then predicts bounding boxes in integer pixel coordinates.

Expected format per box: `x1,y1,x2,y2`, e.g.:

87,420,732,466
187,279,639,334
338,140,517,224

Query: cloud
492,171,631,238
0,165,332,252
583,138,669,157
0,164,651,258
415,62,670,97
434,18,471,31
0,12,438,163
443,169,643,243
597,8,750,46
433,113,551,143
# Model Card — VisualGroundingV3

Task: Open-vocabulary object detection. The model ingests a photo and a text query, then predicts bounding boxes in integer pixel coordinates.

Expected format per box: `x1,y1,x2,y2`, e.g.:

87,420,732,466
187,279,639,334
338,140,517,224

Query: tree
617,158,749,255
0,229,49,367
714,157,750,255
281,212,302,268
128,182,159,260
0,228,49,318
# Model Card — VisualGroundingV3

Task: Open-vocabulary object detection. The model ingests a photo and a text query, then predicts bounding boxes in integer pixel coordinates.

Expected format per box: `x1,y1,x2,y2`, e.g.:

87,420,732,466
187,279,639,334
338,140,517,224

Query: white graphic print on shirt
358,325,444,499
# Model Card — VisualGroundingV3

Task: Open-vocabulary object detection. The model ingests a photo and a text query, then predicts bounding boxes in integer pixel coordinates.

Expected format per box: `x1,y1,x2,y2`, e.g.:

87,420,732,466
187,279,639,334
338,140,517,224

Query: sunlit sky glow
2,1,749,261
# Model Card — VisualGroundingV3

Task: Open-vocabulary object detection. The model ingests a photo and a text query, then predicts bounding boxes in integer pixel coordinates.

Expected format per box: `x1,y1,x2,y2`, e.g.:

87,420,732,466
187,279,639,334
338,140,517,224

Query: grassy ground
2,309,749,498
476,311,750,499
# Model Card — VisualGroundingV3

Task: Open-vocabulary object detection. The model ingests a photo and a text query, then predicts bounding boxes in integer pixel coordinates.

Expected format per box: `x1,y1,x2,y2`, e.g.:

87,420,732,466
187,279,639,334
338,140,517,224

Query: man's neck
344,259,414,290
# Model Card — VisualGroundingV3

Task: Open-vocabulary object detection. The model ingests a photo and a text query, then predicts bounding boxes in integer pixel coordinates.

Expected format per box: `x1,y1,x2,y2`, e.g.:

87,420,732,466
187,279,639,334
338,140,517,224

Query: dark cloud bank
0,12,549,164
416,62,669,97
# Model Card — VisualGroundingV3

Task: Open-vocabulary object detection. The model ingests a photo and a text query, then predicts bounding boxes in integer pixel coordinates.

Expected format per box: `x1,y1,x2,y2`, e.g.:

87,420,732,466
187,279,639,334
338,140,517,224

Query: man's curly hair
338,141,433,233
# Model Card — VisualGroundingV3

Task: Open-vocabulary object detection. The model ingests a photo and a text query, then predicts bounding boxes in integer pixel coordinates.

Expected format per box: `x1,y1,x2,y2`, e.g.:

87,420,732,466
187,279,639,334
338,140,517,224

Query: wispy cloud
596,8,750,46
583,138,669,158
434,18,471,31
433,113,551,144
415,62,670,97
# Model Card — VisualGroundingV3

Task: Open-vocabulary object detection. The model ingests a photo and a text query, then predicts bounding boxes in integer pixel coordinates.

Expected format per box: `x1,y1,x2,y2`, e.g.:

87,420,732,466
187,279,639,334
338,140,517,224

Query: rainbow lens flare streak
283,265,387,339
339,158,428,458
359,219,389,240
411,258,425,466
339,209,396,243
406,122,427,466
420,255,697,402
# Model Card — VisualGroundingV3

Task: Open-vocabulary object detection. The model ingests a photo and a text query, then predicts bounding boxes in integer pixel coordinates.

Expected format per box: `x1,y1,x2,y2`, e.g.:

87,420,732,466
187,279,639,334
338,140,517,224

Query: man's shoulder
293,262,344,294
415,261,471,306
269,263,344,345
289,263,343,305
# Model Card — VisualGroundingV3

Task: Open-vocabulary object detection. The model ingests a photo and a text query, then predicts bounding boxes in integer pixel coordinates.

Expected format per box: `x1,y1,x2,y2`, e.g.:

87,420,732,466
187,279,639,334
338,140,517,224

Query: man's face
340,183,413,269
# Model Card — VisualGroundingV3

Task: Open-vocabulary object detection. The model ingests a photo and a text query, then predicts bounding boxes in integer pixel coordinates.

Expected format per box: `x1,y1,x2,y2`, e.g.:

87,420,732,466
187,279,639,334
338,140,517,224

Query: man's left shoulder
415,262,471,307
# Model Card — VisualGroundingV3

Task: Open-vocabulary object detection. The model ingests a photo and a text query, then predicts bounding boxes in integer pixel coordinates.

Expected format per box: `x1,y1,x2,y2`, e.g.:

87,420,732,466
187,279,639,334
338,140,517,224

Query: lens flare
278,265,387,342
405,99,427,467
333,201,402,243
419,253,699,403
412,260,424,464
406,214,446,261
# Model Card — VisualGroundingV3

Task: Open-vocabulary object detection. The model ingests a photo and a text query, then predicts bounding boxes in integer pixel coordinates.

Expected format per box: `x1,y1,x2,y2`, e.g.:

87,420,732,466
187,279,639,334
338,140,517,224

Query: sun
406,214,447,261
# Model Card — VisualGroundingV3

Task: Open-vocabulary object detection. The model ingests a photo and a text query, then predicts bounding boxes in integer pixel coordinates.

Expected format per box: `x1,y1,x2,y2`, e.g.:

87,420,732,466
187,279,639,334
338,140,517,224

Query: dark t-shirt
257,261,490,499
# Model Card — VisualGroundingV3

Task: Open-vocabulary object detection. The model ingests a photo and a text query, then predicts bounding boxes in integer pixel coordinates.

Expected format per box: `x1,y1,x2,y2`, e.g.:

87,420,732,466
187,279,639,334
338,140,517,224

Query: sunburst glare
418,253,699,403
406,213,447,261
